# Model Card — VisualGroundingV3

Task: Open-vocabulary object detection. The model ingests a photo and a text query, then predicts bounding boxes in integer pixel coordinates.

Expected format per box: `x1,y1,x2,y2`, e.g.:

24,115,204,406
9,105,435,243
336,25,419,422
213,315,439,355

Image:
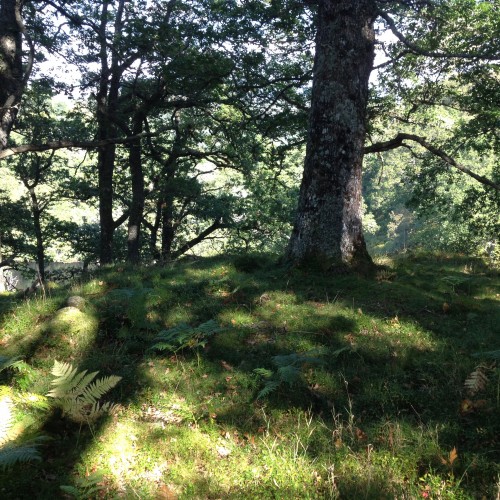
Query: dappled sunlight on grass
0,253,498,497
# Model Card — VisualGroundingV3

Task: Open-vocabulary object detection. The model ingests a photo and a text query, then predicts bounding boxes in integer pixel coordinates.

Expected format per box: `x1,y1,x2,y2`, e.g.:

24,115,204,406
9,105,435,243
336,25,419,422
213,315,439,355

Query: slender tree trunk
27,187,45,282
160,189,175,261
97,0,125,265
0,0,23,151
126,123,145,264
286,0,376,271
149,199,162,259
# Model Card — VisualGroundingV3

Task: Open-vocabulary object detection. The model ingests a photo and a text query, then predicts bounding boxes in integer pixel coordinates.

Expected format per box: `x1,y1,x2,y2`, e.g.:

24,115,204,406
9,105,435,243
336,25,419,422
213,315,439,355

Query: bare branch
172,219,225,259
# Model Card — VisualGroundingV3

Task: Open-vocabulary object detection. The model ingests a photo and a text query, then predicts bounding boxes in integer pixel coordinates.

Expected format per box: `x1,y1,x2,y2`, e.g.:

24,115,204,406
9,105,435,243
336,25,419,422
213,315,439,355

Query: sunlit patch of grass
36,307,99,362
0,296,62,357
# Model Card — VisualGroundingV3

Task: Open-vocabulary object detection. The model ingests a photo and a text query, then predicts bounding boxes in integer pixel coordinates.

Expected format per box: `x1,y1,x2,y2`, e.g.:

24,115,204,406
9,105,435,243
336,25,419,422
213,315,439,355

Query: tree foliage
0,0,497,272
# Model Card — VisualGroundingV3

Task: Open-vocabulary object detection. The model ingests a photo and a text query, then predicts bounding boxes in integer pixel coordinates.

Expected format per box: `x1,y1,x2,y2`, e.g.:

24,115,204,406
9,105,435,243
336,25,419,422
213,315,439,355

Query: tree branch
0,256,16,269
171,219,226,259
113,210,129,229
0,131,158,160
378,11,500,61
364,133,500,191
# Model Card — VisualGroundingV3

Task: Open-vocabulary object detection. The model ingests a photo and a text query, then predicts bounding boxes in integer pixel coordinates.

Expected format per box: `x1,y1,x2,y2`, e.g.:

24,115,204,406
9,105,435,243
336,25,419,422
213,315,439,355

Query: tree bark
286,0,376,271
0,0,24,151
160,183,176,262
126,124,145,264
97,0,125,265
27,187,45,283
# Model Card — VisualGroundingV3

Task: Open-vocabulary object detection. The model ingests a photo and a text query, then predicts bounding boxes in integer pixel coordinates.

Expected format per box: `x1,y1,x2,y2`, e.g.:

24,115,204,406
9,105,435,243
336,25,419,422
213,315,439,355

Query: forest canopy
0,0,498,281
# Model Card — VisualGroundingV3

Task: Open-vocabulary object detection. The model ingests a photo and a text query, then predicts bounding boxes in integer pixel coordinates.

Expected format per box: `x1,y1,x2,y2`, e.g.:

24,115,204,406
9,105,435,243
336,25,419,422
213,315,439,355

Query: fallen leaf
460,399,473,414
355,427,367,441
220,360,234,371
439,447,458,467
155,484,177,500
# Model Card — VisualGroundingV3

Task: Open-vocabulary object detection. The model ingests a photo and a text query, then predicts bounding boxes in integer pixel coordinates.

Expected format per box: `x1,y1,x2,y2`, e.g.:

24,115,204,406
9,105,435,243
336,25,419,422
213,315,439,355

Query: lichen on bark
286,0,377,272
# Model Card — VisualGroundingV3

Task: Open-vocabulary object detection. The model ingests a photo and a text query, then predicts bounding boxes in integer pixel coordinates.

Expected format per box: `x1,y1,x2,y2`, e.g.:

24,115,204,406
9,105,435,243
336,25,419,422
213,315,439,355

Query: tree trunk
286,0,376,271
148,199,162,260
27,187,45,283
126,128,145,265
97,0,125,265
160,190,175,262
0,0,24,151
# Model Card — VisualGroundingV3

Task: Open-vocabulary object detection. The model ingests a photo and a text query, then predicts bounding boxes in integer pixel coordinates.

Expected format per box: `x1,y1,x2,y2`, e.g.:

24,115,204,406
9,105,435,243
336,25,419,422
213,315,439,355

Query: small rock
65,296,86,310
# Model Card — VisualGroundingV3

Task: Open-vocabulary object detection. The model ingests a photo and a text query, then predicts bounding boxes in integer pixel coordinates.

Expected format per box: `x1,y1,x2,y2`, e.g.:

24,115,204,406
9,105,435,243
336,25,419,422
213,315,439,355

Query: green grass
0,252,499,498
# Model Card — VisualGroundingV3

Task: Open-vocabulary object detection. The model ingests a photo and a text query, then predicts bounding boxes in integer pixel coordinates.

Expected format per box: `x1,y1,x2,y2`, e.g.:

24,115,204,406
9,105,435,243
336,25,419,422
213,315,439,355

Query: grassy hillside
0,253,499,499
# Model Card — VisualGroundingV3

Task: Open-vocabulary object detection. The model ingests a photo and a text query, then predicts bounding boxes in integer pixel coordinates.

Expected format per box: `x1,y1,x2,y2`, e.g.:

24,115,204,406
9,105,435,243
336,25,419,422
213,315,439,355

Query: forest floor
0,252,499,499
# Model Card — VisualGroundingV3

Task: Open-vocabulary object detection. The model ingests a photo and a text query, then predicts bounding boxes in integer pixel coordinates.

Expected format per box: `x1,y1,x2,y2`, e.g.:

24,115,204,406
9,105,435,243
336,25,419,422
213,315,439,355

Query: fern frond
0,444,41,469
150,341,177,352
464,364,490,396
80,376,121,404
254,368,273,379
47,361,121,424
61,470,105,497
257,380,281,399
50,360,75,378
15,392,51,411
277,365,302,385
59,485,80,496
0,356,21,373
48,368,99,399
151,320,222,353
255,350,326,399
68,371,100,399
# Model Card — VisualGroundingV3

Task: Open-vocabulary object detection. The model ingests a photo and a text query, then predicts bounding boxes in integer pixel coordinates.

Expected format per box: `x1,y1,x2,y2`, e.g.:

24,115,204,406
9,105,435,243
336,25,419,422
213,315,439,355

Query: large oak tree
286,0,499,270
286,0,376,270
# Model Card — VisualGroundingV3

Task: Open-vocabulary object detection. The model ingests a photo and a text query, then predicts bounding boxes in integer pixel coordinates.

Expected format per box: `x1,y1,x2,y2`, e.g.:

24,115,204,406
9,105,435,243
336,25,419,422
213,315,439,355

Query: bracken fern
47,361,121,424
150,320,222,353
0,394,42,469
254,351,325,399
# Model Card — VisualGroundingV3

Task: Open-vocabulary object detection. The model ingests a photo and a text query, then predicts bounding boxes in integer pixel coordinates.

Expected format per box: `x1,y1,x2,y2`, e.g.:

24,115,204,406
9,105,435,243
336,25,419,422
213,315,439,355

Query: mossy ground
0,252,499,498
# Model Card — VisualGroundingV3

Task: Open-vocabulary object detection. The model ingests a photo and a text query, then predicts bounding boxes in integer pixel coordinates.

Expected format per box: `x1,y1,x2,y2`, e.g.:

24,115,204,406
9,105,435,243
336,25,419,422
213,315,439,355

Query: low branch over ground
364,133,500,191
0,132,158,160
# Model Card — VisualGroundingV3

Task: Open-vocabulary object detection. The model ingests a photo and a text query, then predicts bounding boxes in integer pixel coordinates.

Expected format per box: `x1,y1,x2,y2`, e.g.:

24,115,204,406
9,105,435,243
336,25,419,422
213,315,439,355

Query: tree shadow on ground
0,254,498,498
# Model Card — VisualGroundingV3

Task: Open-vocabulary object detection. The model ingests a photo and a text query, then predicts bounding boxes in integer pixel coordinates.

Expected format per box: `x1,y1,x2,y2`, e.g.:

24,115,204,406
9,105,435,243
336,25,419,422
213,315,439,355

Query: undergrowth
0,252,498,498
